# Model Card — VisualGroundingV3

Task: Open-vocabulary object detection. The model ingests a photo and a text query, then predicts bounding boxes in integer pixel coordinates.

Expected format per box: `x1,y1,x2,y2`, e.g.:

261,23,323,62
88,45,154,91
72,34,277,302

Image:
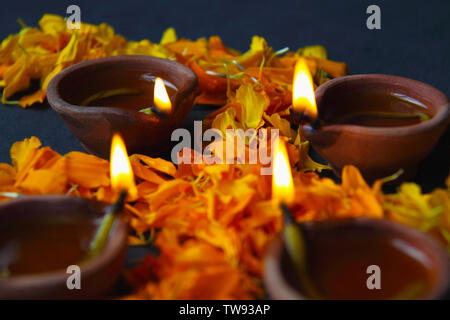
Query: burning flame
292,58,318,120
272,137,294,205
110,133,137,199
154,77,172,113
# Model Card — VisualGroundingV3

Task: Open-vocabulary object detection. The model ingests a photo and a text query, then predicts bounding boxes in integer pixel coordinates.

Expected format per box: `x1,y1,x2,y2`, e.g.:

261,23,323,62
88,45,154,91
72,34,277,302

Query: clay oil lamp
290,59,449,183
0,133,137,299
264,138,449,300
47,55,198,159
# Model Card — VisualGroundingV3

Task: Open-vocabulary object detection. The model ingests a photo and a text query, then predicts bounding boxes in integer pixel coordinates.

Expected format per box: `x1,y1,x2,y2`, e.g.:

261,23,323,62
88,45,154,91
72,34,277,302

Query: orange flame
154,77,172,113
272,137,294,205
292,58,318,120
110,133,137,199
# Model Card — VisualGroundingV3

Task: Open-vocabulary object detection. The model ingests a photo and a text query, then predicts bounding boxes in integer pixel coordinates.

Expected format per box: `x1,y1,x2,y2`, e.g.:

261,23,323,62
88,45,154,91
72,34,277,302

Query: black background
0,299,444,318
0,0,449,191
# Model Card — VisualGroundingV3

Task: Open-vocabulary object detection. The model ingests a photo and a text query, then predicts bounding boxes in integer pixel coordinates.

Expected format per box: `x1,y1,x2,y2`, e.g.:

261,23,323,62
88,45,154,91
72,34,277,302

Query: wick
139,106,169,119
150,106,169,119
104,190,127,215
280,202,295,225
290,110,320,130
87,190,127,259
280,202,321,299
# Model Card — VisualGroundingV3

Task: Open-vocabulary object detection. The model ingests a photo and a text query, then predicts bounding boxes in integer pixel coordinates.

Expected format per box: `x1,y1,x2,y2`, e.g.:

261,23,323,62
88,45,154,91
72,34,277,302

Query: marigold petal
130,154,176,177
10,136,42,171
19,169,67,194
38,14,66,36
64,151,110,188
341,165,370,191
160,28,177,45
235,83,268,129
145,179,191,210
2,56,31,103
19,89,46,107
0,163,15,187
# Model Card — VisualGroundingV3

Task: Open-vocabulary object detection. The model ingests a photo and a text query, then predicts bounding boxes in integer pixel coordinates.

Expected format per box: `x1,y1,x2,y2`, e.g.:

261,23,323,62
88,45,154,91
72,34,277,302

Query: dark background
0,0,449,191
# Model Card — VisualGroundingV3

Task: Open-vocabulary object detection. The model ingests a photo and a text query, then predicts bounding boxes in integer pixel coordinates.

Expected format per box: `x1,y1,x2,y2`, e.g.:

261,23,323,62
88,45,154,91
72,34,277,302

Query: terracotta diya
47,55,198,159
291,60,449,183
0,195,128,299
0,134,136,299
265,138,449,300
264,217,450,300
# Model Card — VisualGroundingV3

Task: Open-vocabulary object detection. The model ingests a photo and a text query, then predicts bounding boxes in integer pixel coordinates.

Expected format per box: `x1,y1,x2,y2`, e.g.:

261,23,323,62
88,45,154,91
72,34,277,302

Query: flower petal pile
0,14,346,110
0,137,448,299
